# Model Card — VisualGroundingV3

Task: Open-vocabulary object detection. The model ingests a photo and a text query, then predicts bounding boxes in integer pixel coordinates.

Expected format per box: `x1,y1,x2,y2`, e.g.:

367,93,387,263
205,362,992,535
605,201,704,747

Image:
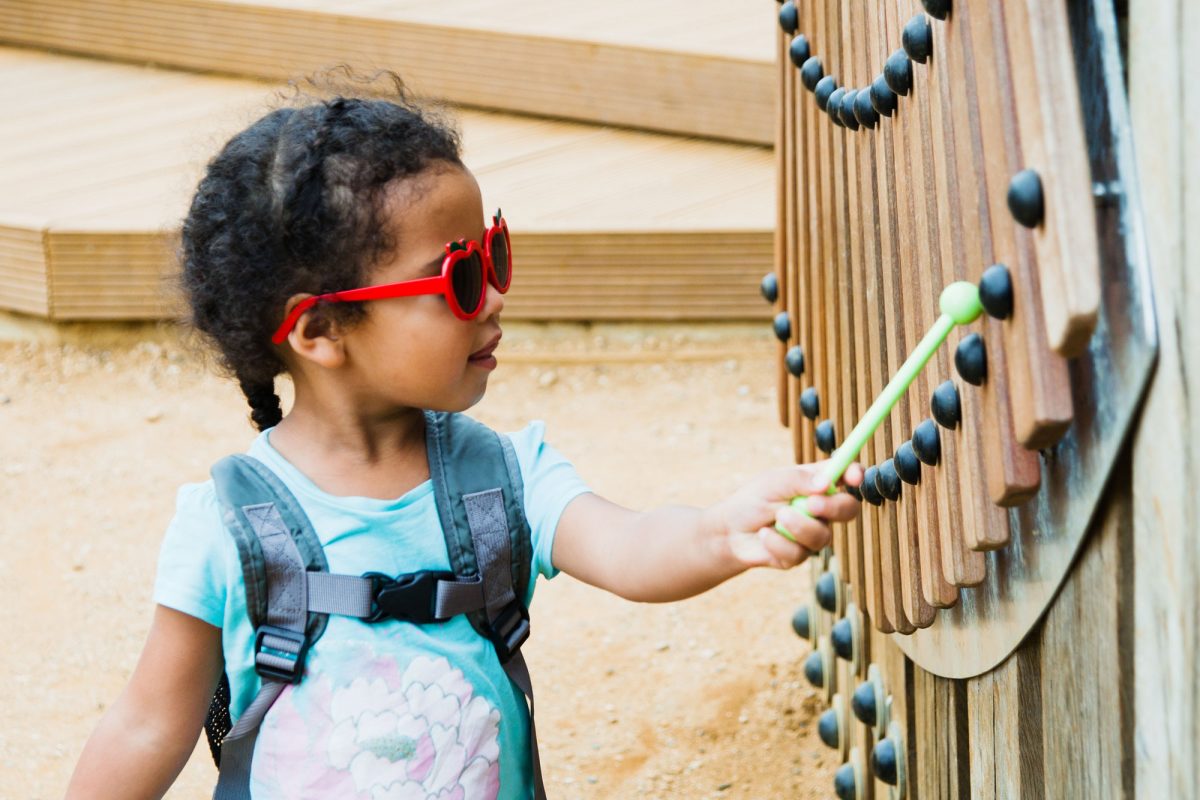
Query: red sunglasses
271,211,512,345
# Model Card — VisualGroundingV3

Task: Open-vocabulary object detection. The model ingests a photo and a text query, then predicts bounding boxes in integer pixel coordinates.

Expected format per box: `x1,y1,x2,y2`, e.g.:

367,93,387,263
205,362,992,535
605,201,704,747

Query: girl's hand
709,461,864,570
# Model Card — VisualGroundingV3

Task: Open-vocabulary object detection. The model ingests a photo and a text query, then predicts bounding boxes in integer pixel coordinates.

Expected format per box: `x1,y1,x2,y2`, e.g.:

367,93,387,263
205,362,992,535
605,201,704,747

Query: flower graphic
253,651,501,799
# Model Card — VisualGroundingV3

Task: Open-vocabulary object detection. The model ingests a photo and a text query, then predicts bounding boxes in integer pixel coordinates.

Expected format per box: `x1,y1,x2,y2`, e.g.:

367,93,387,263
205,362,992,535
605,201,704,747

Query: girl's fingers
804,492,862,523
757,527,811,568
775,507,833,552
841,462,865,488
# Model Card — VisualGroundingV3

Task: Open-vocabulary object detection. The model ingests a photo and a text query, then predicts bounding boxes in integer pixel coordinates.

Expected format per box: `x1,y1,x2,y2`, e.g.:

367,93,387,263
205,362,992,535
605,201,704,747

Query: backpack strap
209,454,330,800
424,410,546,799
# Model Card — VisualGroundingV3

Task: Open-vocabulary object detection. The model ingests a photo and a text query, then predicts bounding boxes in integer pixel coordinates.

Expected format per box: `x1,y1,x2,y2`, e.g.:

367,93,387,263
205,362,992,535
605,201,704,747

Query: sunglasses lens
450,251,484,315
490,231,510,290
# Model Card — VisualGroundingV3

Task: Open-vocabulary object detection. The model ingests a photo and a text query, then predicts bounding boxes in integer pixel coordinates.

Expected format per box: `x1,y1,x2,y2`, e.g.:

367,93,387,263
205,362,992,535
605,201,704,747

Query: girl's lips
469,335,502,361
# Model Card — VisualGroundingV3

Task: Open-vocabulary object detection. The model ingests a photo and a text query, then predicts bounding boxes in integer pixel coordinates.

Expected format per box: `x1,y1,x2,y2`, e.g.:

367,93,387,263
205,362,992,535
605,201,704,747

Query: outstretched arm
551,462,863,603
65,605,224,800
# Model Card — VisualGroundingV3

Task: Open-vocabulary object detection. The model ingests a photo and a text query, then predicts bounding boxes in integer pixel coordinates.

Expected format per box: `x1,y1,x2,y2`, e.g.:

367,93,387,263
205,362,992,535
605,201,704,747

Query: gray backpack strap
425,411,545,799
209,455,330,800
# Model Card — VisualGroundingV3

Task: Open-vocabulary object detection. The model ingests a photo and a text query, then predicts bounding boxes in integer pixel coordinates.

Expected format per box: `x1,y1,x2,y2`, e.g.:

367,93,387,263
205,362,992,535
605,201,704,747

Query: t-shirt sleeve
153,482,232,629
506,421,591,583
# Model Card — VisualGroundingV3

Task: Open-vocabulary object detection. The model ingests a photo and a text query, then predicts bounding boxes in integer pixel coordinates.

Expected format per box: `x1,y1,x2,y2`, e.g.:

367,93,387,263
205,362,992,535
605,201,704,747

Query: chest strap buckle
364,570,457,624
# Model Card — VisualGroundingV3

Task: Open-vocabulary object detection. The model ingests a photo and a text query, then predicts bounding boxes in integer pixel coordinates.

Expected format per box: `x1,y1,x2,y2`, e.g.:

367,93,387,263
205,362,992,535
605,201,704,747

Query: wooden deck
0,0,775,144
0,48,774,321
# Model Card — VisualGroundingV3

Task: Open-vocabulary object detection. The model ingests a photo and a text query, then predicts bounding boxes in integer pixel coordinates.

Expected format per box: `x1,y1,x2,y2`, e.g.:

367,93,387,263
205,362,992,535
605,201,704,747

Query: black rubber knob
800,387,820,420
979,263,1014,319
870,74,898,116
894,441,921,485
827,88,847,127
902,14,933,63
804,650,825,688
815,571,838,612
773,311,792,342
954,333,987,386
779,1,798,34
860,466,884,505
873,738,899,785
931,380,961,429
760,272,779,303
840,89,861,130
801,56,824,92
785,345,806,377
831,617,853,660
818,708,841,749
876,458,902,501
921,0,952,20
792,604,811,639
853,88,879,129
815,76,838,111
851,681,878,726
845,483,863,502
884,49,913,96
1008,168,1044,228
912,418,941,466
834,762,858,800
789,34,811,68
816,419,837,454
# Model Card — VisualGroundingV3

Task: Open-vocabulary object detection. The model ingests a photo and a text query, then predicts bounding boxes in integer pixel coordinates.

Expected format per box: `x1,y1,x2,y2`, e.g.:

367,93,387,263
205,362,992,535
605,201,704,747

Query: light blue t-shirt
154,420,590,800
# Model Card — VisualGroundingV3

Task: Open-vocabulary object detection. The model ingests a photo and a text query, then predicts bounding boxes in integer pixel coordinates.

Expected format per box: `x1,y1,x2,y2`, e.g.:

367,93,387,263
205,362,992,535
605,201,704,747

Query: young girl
66,93,862,800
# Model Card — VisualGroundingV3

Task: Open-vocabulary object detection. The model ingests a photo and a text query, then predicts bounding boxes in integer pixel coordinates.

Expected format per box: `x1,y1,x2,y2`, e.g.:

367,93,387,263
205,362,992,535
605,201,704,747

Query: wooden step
0,48,774,322
0,0,776,144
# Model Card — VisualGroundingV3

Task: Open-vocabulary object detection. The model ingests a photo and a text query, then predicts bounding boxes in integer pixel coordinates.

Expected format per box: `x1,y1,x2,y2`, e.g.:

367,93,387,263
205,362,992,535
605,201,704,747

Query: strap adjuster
254,625,308,684
364,570,456,624
488,602,530,664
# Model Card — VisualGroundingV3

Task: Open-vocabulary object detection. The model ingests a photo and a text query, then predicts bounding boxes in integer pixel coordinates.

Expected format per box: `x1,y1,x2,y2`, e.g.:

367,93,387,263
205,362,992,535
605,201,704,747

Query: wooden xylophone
765,0,1158,796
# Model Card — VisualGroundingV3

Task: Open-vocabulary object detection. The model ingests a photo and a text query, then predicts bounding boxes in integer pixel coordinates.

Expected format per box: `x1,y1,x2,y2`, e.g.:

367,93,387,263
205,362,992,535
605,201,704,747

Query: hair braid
237,372,283,432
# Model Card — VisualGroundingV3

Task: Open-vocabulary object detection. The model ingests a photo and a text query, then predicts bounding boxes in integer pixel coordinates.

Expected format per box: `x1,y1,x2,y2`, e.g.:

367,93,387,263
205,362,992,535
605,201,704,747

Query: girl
66,92,862,800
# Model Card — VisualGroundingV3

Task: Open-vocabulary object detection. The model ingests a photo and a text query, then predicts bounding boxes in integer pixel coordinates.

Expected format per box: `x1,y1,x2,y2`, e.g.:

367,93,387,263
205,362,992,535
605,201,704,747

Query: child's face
342,163,504,413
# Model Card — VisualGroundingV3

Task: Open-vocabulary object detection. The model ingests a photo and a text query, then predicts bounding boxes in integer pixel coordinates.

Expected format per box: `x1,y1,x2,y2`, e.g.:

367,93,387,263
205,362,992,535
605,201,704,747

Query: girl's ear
282,294,346,368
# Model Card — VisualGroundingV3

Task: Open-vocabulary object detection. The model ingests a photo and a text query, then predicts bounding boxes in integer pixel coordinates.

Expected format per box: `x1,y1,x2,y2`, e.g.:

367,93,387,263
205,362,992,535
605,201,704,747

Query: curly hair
181,88,462,431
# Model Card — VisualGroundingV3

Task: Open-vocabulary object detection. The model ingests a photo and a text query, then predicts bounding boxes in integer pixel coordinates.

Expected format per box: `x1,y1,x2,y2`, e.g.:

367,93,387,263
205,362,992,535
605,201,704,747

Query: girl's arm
65,605,224,800
551,462,863,602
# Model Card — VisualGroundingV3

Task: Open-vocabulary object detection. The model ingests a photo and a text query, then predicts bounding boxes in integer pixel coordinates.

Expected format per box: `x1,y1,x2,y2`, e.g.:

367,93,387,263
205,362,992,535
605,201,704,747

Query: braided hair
181,89,462,430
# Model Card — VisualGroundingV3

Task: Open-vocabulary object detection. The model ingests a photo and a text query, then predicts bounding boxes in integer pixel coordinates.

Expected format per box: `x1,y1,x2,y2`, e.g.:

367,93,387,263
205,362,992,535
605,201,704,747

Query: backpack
202,410,546,800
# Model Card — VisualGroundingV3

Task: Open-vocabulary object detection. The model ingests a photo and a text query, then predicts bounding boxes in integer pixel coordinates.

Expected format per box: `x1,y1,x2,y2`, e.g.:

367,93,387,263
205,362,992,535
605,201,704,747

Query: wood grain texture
1129,0,1200,793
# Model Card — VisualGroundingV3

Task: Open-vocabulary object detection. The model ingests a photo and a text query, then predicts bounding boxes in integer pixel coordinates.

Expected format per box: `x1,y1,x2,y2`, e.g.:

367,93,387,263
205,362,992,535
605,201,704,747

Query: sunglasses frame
271,213,512,345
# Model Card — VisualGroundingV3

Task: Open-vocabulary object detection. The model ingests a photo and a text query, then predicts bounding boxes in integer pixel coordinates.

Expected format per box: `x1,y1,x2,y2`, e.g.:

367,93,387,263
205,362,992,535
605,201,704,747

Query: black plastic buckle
488,602,531,664
364,570,456,624
254,625,308,684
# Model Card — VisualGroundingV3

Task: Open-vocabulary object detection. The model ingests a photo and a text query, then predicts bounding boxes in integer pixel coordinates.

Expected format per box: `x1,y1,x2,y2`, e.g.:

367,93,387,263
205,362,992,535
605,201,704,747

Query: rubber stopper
785,345,806,377
834,762,858,800
939,281,984,325
804,650,825,688
801,56,824,92
1008,168,1045,228
853,88,879,129
815,571,838,612
912,419,941,466
979,263,1014,319
846,483,863,502
931,379,961,429
876,458,902,501
815,419,837,454
789,34,811,67
871,74,898,116
894,441,922,485
921,0,952,20
840,90,861,130
827,88,847,127
954,332,987,386
831,617,854,660
760,272,778,303
800,387,820,420
818,709,841,749
902,14,933,63
860,466,884,505
873,738,899,785
792,604,811,639
884,49,913,96
773,311,791,342
852,681,878,726
815,76,837,111
778,0,798,34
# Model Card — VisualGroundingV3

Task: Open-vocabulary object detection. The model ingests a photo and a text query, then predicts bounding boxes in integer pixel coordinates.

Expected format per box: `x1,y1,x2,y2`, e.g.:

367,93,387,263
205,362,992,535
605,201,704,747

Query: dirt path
0,321,834,799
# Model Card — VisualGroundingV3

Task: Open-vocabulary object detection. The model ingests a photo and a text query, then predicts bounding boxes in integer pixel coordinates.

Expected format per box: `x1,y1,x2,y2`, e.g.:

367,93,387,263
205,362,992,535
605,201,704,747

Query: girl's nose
480,278,505,319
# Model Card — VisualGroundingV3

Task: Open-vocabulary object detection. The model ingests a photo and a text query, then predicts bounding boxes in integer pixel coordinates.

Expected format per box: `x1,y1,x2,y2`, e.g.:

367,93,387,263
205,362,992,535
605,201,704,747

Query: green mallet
775,281,984,541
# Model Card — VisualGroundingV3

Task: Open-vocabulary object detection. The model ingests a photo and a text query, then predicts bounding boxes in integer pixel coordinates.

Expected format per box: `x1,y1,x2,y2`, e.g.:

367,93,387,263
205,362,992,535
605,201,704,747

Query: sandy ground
0,320,836,799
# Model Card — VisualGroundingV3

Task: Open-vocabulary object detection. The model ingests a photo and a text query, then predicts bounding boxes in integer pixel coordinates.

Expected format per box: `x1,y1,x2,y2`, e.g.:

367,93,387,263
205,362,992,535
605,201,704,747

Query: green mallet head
939,281,984,325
